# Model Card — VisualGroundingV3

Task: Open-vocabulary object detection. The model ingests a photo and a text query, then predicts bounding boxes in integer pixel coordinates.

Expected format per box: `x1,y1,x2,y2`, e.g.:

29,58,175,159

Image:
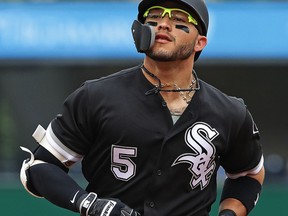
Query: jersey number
111,145,137,181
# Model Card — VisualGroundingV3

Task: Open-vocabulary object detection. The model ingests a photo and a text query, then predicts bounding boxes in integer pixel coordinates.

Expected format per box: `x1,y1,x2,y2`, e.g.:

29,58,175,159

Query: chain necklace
154,80,196,104
141,64,200,104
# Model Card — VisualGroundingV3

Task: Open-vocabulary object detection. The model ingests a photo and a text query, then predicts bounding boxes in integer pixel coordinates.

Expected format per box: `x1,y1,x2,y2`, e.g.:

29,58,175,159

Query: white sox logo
172,122,218,190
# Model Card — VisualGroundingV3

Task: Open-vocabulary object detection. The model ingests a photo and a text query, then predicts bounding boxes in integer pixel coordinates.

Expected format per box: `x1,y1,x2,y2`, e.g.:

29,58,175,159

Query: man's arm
219,166,265,216
20,145,141,216
20,122,141,216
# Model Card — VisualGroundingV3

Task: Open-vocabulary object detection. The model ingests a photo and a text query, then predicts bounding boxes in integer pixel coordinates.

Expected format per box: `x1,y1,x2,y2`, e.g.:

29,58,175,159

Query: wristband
78,192,97,215
218,209,236,216
220,176,261,214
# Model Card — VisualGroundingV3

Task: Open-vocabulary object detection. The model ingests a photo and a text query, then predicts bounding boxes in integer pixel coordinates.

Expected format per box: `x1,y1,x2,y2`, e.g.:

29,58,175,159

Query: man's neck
142,57,195,88
141,57,197,115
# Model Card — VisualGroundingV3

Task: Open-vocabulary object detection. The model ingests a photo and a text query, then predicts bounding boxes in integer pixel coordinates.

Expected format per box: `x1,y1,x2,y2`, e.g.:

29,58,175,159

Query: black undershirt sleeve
30,163,86,212
29,146,87,212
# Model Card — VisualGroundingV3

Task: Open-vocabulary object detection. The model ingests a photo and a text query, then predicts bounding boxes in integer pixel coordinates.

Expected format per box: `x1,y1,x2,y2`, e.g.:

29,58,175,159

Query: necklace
154,80,196,104
141,64,200,104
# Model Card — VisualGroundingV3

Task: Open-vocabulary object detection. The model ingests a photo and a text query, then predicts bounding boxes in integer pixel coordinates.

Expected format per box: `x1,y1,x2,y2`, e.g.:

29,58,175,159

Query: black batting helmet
137,0,209,60
138,0,209,36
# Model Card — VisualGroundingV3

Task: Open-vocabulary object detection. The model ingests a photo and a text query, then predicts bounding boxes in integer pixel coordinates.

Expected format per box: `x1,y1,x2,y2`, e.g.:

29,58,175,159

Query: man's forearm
219,167,265,216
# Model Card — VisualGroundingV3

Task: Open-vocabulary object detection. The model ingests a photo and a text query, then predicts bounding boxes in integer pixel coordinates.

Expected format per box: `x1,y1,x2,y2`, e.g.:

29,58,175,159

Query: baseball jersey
47,64,263,216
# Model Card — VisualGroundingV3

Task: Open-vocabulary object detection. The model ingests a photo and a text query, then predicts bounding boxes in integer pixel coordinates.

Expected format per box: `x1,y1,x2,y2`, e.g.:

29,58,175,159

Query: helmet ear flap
131,20,155,53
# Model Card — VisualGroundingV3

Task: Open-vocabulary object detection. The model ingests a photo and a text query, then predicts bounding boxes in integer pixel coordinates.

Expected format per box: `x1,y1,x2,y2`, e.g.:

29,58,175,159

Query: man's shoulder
199,80,246,109
88,64,141,84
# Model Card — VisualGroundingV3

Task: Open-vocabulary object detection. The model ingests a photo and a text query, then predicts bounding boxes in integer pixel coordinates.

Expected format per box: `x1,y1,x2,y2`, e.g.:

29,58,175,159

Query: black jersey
48,64,262,216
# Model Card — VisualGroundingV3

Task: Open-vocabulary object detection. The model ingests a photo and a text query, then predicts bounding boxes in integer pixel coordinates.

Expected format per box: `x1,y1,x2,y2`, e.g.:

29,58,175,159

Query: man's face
143,2,202,62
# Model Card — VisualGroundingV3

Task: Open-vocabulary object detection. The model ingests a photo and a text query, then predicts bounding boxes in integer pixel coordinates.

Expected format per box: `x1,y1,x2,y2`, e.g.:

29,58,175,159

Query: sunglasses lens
144,6,197,26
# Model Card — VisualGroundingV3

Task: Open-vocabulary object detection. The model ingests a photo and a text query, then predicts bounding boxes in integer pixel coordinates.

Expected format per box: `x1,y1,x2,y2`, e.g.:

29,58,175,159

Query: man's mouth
155,33,173,42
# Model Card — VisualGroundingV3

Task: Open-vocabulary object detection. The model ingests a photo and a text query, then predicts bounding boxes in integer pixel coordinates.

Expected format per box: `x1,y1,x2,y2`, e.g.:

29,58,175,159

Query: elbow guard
20,124,82,199
20,146,45,198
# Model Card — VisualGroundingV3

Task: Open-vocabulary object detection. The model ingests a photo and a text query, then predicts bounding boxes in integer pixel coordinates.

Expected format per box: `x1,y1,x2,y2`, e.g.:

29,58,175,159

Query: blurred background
0,0,287,215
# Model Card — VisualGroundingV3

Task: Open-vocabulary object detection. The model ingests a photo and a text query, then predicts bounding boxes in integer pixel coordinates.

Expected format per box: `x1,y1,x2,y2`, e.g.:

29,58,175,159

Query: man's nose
157,15,172,31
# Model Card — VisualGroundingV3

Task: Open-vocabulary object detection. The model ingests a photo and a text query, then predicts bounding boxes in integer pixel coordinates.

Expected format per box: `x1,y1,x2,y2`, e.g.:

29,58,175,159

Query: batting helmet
137,0,209,60
137,0,209,36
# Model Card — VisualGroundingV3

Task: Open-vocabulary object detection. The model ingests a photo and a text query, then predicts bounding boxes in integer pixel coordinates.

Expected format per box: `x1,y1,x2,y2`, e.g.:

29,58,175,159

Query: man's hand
78,192,141,216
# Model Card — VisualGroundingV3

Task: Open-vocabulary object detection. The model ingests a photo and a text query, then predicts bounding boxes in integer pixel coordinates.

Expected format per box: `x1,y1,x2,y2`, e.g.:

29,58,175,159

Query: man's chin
146,51,175,62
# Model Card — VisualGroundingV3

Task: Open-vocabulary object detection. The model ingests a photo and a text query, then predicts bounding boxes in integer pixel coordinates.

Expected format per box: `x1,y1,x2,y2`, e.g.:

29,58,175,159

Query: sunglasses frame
143,6,198,26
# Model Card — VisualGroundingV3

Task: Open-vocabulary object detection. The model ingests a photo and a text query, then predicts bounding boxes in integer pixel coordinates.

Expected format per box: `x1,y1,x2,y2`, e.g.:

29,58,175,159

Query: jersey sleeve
220,109,263,177
50,82,95,156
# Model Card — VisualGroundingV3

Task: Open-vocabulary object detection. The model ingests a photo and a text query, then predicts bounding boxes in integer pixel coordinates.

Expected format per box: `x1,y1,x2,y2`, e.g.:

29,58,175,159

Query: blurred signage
0,2,287,59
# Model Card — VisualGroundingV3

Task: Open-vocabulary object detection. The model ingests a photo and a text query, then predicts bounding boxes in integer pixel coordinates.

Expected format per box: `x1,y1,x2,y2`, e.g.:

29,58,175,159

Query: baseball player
20,0,265,215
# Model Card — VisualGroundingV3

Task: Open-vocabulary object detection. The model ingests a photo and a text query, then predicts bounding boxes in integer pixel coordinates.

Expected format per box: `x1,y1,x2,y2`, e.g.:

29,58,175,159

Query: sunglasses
143,6,198,26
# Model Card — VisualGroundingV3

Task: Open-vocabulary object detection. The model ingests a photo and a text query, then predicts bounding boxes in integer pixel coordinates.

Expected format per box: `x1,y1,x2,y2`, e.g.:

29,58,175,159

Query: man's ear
194,35,208,52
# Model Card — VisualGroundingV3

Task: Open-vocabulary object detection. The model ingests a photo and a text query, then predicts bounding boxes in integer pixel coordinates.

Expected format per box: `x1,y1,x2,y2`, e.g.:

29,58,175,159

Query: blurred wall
1,60,287,215
1,60,287,179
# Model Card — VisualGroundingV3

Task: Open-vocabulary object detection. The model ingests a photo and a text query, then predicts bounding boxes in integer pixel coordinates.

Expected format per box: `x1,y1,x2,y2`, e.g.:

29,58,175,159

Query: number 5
111,145,137,181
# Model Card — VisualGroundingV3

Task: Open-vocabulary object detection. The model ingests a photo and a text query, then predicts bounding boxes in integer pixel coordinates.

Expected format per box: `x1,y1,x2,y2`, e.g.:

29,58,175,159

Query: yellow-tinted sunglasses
143,6,198,26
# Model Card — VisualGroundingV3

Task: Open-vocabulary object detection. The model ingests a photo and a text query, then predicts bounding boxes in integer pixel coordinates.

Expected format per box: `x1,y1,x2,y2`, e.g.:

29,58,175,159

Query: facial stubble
146,41,195,62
